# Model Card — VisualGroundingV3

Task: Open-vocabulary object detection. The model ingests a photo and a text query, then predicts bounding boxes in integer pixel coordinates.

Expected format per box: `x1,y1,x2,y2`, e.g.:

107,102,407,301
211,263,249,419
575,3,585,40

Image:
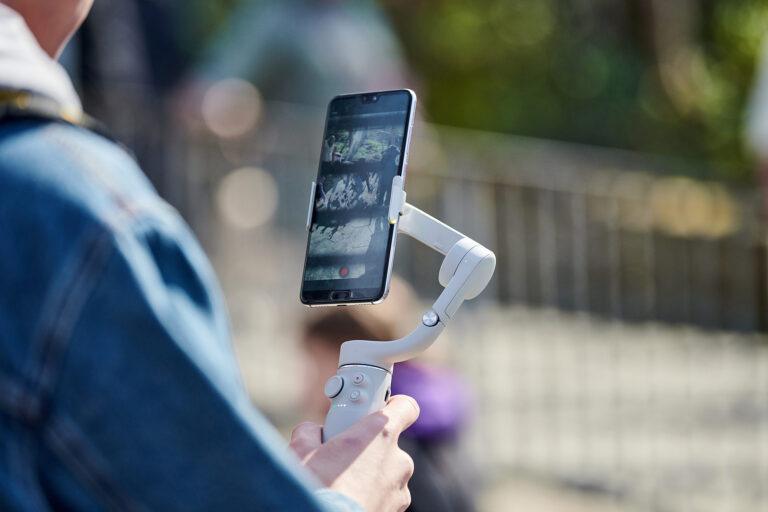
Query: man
0,1,417,511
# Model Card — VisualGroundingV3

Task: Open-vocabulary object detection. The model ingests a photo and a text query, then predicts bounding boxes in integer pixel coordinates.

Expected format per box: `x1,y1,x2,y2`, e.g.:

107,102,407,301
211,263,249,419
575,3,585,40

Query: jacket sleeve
37,209,362,512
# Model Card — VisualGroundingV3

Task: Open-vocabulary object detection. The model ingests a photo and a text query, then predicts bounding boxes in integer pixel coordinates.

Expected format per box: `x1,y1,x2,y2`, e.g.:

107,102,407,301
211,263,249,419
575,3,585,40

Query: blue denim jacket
0,119,362,512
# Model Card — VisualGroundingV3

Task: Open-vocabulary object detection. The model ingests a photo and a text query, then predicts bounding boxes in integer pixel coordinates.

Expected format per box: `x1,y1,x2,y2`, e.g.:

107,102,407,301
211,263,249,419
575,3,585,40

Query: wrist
315,488,365,512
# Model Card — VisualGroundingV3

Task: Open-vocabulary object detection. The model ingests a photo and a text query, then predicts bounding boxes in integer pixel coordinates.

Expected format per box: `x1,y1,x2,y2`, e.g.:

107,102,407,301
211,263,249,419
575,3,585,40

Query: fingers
381,395,420,435
397,487,412,512
399,450,415,488
289,421,322,461
397,451,414,512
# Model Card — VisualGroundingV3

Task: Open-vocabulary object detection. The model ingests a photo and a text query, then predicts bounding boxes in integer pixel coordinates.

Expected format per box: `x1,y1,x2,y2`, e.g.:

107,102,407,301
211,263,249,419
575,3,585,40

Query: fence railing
156,101,768,332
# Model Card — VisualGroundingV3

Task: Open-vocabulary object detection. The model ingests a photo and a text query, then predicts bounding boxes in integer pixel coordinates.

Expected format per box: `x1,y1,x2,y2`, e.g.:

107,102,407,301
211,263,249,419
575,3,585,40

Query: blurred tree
187,0,412,107
179,0,242,58
384,0,768,182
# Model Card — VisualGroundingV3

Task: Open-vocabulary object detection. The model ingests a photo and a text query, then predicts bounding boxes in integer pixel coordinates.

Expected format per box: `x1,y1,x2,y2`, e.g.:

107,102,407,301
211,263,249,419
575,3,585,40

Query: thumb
290,421,322,461
381,395,420,435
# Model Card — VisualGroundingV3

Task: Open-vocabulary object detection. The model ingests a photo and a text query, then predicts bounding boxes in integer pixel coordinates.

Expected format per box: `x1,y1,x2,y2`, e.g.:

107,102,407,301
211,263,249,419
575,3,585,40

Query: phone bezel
300,89,417,307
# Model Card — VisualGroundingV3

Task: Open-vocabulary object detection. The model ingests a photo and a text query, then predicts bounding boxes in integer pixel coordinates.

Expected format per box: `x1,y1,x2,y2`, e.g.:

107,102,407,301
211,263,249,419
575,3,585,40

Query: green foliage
386,0,768,182
179,0,244,59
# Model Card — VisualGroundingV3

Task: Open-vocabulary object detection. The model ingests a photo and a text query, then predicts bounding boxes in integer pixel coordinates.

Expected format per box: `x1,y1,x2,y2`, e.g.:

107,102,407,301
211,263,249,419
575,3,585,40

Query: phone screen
301,90,415,305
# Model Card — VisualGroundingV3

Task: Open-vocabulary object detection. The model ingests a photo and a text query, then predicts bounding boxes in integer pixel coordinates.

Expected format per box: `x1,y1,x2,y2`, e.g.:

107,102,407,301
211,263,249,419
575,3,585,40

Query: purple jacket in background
391,361,472,442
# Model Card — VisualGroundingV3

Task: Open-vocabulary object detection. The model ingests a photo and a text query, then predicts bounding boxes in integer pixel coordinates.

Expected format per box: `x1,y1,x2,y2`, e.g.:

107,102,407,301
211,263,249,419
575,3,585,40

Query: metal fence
162,101,768,332
397,127,768,333
152,101,768,512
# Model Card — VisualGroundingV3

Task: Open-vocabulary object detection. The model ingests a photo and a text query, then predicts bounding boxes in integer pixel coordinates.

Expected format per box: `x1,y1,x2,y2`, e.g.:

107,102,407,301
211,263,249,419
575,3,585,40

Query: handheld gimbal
306,175,496,440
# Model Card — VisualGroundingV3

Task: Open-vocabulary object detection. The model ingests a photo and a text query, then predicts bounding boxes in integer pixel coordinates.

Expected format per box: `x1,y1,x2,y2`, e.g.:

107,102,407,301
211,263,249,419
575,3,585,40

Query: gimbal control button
324,376,344,398
422,309,439,327
352,373,366,385
349,390,362,402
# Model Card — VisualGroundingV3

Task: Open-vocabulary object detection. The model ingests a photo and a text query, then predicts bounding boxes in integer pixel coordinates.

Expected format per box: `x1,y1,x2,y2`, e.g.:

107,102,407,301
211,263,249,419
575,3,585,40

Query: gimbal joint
422,309,440,327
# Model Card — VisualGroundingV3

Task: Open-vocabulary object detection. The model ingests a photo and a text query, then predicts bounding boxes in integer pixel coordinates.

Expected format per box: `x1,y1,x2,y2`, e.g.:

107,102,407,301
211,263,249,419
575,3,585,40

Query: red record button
339,266,349,277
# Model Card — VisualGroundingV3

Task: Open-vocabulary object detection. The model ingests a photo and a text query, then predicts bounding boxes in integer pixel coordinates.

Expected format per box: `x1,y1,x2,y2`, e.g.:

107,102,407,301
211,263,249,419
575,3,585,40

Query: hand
290,395,420,512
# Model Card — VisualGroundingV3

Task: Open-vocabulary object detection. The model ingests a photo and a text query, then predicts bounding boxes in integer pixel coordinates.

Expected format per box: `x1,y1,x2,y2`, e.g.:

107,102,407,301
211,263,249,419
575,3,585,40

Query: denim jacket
0,119,361,512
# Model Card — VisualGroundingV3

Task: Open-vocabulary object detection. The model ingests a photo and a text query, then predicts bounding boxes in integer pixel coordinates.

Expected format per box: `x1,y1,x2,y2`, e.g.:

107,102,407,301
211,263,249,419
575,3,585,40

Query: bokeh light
216,167,278,229
202,79,262,139
649,176,740,238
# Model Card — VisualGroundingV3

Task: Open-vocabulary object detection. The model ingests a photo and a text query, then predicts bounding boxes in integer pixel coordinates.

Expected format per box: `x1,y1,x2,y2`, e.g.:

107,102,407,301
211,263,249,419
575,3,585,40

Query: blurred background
61,0,768,510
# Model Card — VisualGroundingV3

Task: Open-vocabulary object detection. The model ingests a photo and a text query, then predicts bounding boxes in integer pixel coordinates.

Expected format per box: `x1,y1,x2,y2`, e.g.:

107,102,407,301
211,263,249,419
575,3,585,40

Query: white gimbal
306,175,496,440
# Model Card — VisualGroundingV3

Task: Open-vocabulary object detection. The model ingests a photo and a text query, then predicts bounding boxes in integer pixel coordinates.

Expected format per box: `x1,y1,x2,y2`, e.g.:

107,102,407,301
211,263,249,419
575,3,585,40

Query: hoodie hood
0,4,81,116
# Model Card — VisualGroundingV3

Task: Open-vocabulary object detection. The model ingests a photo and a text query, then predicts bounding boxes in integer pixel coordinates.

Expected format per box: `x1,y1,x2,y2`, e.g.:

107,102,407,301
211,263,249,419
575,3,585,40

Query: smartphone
300,89,416,306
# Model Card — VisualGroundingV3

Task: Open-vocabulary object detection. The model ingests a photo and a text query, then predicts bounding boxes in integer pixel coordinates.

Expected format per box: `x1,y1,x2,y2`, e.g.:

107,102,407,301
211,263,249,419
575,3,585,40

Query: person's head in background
1,0,93,58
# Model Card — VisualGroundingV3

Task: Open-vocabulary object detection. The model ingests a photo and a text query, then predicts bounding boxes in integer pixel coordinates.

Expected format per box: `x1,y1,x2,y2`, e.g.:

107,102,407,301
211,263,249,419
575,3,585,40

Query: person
0,2,419,511
300,280,478,512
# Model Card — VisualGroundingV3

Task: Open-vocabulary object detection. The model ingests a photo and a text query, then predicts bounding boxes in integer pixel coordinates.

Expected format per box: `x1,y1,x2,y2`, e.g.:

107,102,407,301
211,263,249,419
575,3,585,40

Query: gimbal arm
338,176,495,369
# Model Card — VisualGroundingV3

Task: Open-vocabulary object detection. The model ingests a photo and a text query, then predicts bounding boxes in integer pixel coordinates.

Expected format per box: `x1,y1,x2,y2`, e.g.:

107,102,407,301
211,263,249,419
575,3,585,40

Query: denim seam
8,413,52,512
45,124,177,228
23,221,153,511
24,224,114,409
7,123,160,511
0,373,43,424
22,226,143,509
44,413,146,512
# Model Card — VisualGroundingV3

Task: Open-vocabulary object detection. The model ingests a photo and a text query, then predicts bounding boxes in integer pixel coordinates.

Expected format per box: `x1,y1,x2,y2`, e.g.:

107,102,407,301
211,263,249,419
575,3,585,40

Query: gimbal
307,175,496,440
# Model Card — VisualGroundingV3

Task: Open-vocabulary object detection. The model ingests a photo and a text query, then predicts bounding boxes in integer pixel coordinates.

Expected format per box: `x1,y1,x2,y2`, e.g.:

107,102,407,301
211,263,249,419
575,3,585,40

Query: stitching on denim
24,225,114,419
0,372,42,424
9,419,52,512
21,124,181,399
38,230,112,393
45,124,178,227
44,414,146,512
